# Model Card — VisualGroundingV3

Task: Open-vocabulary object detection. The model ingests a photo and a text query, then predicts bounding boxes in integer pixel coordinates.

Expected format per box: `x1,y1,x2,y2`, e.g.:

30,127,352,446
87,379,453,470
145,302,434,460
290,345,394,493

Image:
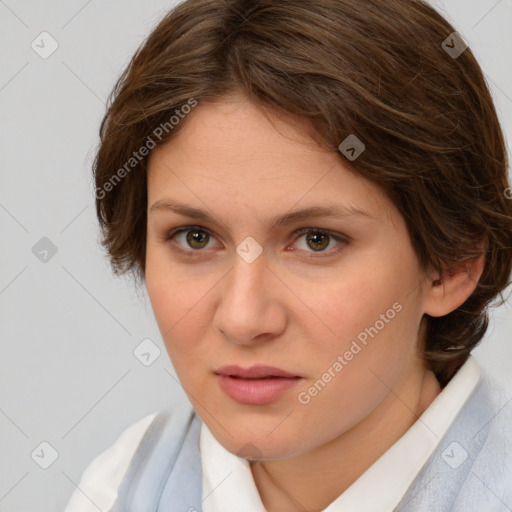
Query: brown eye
166,226,219,252
293,228,347,255
186,229,210,249
305,232,330,251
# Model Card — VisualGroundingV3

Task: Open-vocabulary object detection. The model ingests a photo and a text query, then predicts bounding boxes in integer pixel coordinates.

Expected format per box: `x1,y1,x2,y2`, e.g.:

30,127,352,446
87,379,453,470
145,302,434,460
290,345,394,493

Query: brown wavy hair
93,0,512,386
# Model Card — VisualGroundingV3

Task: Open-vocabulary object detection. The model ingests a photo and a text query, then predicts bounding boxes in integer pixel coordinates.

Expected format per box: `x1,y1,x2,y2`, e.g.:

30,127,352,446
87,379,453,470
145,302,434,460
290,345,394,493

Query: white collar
200,356,481,512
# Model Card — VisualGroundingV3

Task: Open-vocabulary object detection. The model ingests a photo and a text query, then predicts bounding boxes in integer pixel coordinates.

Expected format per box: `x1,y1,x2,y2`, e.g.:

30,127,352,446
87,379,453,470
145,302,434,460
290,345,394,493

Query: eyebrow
149,199,374,227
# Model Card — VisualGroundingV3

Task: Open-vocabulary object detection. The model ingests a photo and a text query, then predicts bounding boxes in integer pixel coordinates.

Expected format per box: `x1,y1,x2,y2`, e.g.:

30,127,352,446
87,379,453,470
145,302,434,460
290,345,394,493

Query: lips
214,365,303,405
214,365,301,379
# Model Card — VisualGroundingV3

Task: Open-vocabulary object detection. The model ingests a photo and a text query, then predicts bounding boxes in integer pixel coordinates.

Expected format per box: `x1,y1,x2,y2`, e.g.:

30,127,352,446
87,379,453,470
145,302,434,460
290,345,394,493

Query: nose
213,250,287,346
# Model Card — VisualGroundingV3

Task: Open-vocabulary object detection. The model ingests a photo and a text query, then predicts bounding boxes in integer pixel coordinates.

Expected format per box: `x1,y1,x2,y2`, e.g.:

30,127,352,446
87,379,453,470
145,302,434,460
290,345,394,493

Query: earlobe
423,253,486,318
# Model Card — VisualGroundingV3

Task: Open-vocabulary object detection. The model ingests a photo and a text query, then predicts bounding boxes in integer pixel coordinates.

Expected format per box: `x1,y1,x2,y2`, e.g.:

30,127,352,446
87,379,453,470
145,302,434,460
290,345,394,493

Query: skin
145,91,485,512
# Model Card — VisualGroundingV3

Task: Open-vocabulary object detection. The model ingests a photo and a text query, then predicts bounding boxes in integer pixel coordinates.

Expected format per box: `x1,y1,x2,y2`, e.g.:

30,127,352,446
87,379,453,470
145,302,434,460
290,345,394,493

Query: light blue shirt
64,356,512,511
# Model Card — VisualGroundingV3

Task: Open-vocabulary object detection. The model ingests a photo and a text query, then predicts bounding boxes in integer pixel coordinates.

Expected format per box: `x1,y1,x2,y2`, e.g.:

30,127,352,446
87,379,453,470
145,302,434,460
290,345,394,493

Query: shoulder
107,405,202,512
466,371,512,498
470,369,512,439
397,362,512,511
63,412,158,512
441,367,512,508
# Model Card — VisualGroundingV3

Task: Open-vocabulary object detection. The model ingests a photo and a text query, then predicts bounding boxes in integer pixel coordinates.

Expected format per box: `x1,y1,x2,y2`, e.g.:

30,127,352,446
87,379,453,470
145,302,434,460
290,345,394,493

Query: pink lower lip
216,374,303,405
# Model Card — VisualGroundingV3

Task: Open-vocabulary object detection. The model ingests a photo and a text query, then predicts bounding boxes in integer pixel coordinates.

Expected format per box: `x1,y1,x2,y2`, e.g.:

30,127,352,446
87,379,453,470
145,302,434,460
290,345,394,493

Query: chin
218,431,302,461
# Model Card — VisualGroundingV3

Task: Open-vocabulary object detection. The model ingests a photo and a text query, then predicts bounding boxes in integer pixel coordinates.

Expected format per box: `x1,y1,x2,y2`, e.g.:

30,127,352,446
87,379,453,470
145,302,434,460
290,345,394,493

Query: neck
250,364,441,512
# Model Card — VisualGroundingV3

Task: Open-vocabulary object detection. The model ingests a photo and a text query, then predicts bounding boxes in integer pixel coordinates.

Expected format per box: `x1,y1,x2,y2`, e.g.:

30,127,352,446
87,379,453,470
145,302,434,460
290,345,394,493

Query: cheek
145,244,201,328
146,278,208,392
297,258,422,391
302,264,403,345
145,250,219,375
145,251,189,345
294,303,418,441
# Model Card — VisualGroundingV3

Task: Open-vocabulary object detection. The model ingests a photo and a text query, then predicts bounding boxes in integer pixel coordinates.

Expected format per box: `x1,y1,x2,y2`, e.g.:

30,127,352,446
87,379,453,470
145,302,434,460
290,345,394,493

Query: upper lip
215,365,302,379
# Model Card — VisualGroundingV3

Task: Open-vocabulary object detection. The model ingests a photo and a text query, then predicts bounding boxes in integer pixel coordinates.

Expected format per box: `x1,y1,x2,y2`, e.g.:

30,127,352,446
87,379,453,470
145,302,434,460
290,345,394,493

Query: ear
423,253,486,318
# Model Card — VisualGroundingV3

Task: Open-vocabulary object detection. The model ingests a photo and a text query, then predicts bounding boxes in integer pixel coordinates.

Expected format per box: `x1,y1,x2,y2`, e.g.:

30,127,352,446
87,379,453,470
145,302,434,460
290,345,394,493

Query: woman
65,0,512,510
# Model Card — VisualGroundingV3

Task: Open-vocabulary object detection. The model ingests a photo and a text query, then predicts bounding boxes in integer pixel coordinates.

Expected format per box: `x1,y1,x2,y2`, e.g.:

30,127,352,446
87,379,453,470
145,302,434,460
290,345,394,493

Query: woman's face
145,93,432,459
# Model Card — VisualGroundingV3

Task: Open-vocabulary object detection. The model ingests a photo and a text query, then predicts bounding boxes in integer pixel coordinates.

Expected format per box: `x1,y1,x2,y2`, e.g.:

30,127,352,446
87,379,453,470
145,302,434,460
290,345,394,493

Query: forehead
146,97,393,224
149,95,328,172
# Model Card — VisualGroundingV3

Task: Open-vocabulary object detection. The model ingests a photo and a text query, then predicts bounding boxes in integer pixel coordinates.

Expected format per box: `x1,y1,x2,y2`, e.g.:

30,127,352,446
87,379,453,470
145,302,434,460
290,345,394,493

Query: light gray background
1,1,511,510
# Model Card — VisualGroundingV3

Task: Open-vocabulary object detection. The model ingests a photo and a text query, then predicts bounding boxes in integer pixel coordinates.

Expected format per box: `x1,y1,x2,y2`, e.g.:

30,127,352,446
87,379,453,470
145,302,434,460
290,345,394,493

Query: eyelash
164,225,349,258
